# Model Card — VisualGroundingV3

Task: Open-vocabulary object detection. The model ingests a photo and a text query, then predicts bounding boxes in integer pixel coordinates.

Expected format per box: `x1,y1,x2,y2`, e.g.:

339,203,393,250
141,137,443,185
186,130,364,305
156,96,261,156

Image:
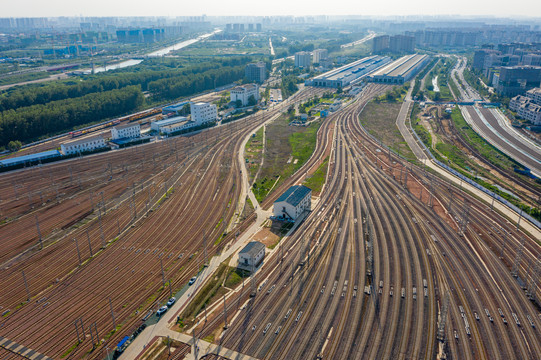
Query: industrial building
312,49,328,64
273,185,312,221
162,101,189,116
61,136,106,155
306,55,391,88
295,52,311,68
190,102,218,124
111,123,140,140
0,150,61,169
245,62,267,83
238,241,266,271
367,54,430,84
230,84,260,106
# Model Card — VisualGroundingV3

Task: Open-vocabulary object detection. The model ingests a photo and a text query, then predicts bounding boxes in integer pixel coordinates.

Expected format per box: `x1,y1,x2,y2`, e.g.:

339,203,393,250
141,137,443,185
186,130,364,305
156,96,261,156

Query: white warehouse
111,123,141,140
230,84,260,106
191,102,218,125
238,241,266,271
273,185,312,221
61,135,107,155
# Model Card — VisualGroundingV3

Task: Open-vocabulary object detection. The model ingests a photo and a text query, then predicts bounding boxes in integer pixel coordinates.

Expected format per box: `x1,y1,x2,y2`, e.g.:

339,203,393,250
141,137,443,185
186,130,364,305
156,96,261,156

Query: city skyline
3,0,541,19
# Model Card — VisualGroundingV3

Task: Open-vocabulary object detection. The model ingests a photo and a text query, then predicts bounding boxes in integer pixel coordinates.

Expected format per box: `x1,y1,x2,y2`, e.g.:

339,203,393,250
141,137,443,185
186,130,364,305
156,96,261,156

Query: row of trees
148,65,246,100
0,57,255,112
0,86,144,147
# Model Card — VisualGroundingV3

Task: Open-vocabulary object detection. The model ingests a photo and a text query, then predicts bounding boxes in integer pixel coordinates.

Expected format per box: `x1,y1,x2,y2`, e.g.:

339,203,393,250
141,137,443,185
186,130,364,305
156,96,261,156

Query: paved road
396,79,427,161
461,106,541,177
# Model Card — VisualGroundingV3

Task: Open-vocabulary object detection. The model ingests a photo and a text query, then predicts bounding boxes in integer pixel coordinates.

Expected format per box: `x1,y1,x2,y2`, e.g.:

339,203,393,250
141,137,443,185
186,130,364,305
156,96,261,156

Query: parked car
167,297,176,307
156,306,168,316
189,277,197,285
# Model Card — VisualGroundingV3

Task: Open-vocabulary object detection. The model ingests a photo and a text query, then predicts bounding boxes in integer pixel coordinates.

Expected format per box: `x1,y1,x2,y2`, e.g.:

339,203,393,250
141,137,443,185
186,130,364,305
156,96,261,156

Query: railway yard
192,84,541,359
0,81,540,360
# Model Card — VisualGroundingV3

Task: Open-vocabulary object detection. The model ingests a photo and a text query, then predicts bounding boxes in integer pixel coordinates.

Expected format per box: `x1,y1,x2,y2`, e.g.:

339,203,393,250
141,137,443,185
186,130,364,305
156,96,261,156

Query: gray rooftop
239,241,265,257
274,185,311,207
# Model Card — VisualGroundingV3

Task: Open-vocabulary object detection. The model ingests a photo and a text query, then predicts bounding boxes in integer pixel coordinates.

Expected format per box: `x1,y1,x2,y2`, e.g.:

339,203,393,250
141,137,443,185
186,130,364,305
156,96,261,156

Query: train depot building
60,135,107,155
238,241,266,271
272,185,312,222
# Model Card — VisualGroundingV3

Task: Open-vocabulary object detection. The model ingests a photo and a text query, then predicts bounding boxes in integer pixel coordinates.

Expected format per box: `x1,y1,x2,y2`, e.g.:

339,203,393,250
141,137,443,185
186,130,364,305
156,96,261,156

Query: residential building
294,51,311,68
273,185,312,221
245,62,267,83
238,241,266,271
111,123,140,140
61,136,106,155
312,49,328,64
389,35,415,53
230,84,260,106
509,95,541,124
372,35,390,53
525,87,541,104
190,102,217,125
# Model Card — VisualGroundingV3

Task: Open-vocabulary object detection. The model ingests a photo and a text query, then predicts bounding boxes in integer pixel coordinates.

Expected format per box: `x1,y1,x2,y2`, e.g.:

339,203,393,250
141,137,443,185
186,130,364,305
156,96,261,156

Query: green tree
248,95,257,106
8,140,22,152
236,99,243,108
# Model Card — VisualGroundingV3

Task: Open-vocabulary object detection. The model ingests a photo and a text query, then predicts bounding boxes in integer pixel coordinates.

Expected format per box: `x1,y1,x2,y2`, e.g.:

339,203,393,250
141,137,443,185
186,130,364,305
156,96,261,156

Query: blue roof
163,101,189,112
0,150,61,166
117,335,130,348
274,185,311,207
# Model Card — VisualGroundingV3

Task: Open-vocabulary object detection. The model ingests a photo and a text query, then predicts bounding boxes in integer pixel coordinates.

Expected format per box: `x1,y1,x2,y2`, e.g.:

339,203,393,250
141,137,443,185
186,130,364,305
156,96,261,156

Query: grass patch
359,101,417,162
253,115,322,202
61,341,79,358
180,258,233,325
245,127,265,183
203,334,215,343
303,156,329,195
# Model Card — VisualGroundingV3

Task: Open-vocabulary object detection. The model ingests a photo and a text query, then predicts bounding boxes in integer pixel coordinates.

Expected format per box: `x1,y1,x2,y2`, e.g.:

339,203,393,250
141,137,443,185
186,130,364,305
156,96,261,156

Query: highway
452,56,541,177
194,84,541,359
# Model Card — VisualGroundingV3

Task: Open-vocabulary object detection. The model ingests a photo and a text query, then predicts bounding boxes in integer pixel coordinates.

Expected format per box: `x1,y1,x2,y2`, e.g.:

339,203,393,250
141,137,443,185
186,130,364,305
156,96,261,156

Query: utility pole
516,209,523,231
22,270,30,301
160,258,166,287
223,294,228,329
74,238,82,265
526,259,540,301
35,215,42,249
86,229,93,257
98,208,105,248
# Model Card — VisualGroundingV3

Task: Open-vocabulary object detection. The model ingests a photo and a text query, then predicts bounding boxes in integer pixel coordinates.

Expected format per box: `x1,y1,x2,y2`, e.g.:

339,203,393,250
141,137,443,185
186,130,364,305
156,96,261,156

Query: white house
190,102,217,125
230,84,260,106
111,123,140,140
238,241,266,271
160,120,198,134
273,185,312,221
61,136,107,155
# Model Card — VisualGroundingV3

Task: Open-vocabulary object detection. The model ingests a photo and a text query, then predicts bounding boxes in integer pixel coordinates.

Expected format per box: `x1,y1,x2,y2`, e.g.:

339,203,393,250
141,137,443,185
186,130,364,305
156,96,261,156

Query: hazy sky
3,0,541,18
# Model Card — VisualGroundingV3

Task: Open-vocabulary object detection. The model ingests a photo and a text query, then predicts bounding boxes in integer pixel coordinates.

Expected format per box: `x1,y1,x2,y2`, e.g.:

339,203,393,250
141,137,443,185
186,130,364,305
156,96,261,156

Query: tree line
0,86,144,147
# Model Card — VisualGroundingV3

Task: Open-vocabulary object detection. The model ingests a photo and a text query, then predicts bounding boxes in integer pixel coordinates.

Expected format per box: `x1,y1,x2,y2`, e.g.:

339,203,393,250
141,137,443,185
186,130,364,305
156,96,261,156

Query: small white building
230,84,260,106
238,241,266,270
510,95,541,124
111,123,140,140
329,102,342,112
151,116,188,133
61,135,107,155
190,102,218,125
161,120,198,134
273,185,312,221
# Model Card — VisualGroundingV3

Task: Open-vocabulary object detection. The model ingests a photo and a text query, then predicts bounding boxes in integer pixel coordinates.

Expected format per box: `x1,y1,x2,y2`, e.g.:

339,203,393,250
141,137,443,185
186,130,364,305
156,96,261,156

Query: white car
156,306,168,316
167,297,176,307
189,277,197,285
